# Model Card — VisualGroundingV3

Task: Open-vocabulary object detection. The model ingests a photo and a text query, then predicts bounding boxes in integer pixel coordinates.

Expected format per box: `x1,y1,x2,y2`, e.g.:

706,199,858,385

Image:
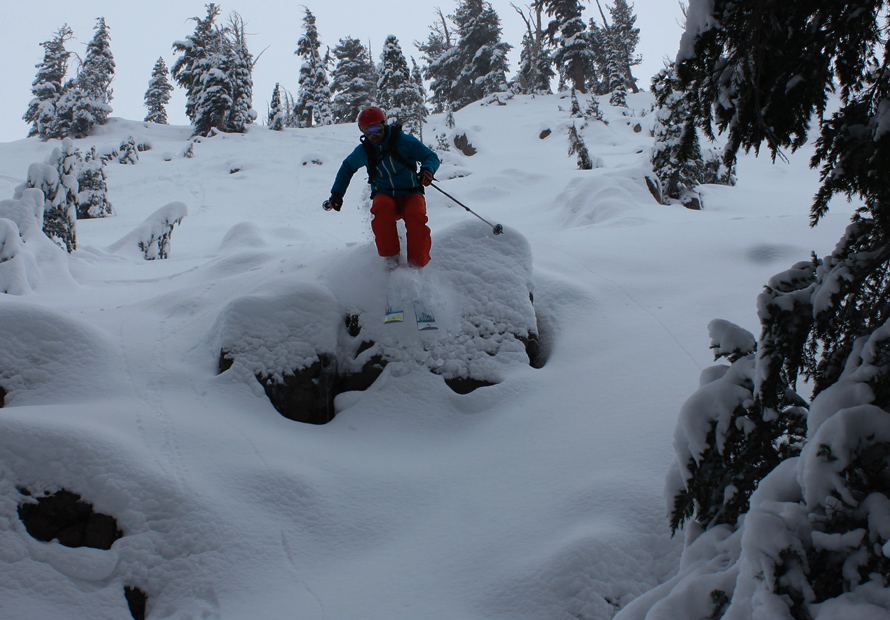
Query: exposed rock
0,385,5,407
453,134,477,156
539,129,552,140
681,190,703,211
124,586,148,620
444,376,497,394
17,488,123,550
645,176,663,204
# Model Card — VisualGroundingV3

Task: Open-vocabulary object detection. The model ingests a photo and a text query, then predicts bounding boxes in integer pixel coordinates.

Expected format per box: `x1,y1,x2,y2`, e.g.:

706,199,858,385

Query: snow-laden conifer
417,8,459,114
567,123,592,170
632,1,890,617
172,4,223,127
64,17,115,136
172,5,255,136
267,83,286,131
451,0,512,107
330,37,376,125
544,0,594,93
14,140,81,252
23,25,73,140
77,146,112,219
144,57,174,124
409,59,429,140
225,13,256,133
604,0,640,94
512,1,553,95
376,36,424,132
650,64,703,206
294,8,332,128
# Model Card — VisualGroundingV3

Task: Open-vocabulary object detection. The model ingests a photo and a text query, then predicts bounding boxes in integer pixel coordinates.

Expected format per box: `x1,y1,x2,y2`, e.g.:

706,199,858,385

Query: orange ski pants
370,193,431,267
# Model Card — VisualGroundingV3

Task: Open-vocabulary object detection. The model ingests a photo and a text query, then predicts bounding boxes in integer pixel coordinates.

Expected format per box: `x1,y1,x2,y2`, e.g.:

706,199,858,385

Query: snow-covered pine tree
410,58,429,140
582,94,604,123
451,0,512,107
584,20,610,95
294,8,332,128
606,34,627,107
225,12,256,133
570,88,581,116
268,83,286,130
512,1,553,95
191,46,233,137
144,57,174,124
117,137,139,165
603,0,641,93
280,88,299,128
330,37,375,124
567,123,592,169
23,25,73,140
642,0,890,616
172,6,254,136
77,146,112,219
544,0,594,93
365,44,379,105
377,35,424,132
66,17,115,136
650,63,702,205
15,140,81,252
172,4,223,126
417,8,460,114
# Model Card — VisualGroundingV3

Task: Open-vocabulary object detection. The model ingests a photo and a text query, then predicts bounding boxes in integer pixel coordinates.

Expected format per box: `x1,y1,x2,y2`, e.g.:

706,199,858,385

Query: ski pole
429,182,504,235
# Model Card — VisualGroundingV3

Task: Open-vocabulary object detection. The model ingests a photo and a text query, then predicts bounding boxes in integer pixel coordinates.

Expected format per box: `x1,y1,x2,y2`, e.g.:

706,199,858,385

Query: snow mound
324,220,540,387
554,175,649,228
213,282,341,382
214,222,541,424
0,301,127,406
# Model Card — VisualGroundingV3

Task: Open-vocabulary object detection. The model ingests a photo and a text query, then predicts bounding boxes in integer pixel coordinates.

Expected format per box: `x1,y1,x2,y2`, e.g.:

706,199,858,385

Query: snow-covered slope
0,93,856,619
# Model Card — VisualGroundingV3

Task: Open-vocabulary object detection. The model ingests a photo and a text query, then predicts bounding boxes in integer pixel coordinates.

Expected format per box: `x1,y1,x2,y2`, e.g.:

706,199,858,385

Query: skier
325,106,440,269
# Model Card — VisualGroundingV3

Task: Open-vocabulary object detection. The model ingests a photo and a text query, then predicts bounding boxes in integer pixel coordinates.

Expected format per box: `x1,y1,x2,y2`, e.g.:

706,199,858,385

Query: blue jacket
331,126,440,198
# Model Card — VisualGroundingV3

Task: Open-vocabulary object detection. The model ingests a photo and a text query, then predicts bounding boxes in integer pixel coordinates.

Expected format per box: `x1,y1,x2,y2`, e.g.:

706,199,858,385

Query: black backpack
360,123,412,184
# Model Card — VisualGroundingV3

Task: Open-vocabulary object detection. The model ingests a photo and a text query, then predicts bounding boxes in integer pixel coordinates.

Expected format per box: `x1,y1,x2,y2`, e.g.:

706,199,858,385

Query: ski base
384,304,404,324
413,299,438,331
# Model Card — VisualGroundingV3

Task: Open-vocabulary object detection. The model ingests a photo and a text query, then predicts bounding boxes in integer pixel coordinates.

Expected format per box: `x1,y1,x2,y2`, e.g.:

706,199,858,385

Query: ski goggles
362,124,384,136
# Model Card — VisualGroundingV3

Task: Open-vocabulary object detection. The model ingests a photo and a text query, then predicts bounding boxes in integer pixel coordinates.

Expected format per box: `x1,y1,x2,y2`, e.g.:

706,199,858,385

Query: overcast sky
0,0,685,143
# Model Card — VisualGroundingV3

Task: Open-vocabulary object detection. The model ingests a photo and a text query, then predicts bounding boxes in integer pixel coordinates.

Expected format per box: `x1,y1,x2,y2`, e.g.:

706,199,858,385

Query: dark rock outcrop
17,488,123,550
453,134,477,156
124,585,148,620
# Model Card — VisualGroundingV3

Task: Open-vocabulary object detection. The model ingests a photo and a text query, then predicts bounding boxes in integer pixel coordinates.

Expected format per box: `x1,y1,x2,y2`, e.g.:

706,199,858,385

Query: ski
384,292,404,324
413,299,438,331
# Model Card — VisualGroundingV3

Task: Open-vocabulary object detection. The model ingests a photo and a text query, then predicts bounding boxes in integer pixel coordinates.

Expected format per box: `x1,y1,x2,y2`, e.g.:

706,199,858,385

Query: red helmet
357,106,386,130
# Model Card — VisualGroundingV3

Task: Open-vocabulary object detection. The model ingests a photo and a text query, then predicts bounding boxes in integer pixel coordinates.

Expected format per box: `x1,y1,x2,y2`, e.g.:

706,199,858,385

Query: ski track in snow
0,92,859,619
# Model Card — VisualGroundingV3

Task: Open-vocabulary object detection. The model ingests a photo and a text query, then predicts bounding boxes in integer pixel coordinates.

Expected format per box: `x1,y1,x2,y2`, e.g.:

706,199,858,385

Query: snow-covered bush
117,136,139,165
567,123,593,170
108,202,188,260
13,139,80,253
77,146,113,219
624,244,890,619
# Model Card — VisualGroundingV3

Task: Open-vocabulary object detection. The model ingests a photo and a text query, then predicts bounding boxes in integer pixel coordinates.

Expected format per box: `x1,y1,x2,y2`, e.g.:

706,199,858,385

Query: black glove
419,169,434,187
323,193,343,211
